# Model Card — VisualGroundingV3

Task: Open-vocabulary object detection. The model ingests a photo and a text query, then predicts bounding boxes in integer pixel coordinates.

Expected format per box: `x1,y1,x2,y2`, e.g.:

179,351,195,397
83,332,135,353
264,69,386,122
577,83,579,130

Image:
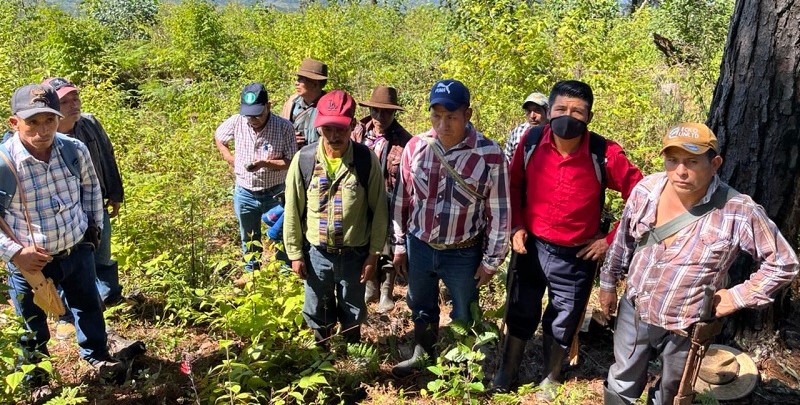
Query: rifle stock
673,285,722,405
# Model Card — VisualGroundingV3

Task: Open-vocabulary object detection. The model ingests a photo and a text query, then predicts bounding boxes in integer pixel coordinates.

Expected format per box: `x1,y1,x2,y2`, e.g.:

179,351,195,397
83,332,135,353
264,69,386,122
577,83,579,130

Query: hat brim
16,108,64,120
314,115,352,129
358,101,404,111
55,86,79,99
240,103,266,116
429,98,465,112
694,345,759,401
661,143,712,155
522,101,547,109
295,71,328,81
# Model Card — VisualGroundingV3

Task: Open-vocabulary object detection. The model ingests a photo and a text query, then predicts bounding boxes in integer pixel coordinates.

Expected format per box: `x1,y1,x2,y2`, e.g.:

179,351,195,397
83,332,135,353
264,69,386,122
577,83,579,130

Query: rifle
673,285,723,405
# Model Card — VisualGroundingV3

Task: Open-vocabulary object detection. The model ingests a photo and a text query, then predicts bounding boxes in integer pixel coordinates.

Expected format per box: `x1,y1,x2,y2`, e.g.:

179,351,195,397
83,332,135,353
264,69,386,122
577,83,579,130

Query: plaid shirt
0,134,103,262
600,172,799,331
392,124,511,272
215,113,297,191
504,122,529,164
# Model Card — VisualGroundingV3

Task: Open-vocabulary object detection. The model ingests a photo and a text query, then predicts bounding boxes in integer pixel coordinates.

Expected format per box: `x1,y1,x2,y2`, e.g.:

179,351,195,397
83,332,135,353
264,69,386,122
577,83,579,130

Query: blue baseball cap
428,79,470,111
240,82,269,116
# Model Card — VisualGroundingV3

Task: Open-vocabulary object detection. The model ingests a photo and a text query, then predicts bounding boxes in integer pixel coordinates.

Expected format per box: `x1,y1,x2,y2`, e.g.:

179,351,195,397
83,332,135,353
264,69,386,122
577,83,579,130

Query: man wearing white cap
600,123,799,404
503,92,549,163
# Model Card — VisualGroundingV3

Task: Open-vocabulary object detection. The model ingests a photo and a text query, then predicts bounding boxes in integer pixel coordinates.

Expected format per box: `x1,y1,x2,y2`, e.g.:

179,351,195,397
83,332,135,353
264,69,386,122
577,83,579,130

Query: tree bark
707,0,799,339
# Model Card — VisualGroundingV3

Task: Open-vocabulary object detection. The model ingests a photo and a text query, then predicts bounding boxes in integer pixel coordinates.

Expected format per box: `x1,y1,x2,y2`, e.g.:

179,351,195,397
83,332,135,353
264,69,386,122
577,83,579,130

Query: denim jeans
7,243,110,363
95,209,122,304
406,235,481,327
233,184,286,271
302,246,368,330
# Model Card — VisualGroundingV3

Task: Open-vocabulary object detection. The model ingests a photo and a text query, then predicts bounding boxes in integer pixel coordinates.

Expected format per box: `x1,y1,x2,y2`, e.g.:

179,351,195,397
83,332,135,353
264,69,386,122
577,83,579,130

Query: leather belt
51,246,74,260
427,235,481,251
317,245,368,255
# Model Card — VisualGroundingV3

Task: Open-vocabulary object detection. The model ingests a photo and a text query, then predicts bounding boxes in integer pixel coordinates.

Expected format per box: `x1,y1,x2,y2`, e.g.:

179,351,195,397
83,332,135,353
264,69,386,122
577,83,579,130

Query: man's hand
393,253,408,278
577,237,609,261
599,288,618,322
474,263,495,288
714,289,737,318
512,229,528,254
295,132,306,147
106,200,121,218
11,246,51,273
292,259,307,280
360,254,379,283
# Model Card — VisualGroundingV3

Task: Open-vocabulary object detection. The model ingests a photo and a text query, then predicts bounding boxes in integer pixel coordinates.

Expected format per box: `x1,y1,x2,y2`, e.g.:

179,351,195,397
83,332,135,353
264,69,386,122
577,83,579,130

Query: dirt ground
8,280,800,404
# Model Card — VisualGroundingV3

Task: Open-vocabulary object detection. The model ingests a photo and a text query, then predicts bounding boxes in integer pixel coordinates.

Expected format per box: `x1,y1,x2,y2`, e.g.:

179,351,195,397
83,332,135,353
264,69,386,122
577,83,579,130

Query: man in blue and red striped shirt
391,79,511,378
493,80,643,398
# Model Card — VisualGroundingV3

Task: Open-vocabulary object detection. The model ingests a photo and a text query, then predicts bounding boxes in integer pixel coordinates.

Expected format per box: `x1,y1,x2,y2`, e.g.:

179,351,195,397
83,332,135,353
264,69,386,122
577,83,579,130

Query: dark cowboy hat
295,58,328,81
358,86,404,111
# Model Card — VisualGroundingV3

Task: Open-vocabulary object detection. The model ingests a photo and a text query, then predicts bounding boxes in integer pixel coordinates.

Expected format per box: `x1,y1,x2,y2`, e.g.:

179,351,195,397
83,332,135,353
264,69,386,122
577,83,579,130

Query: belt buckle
326,246,343,254
427,242,446,250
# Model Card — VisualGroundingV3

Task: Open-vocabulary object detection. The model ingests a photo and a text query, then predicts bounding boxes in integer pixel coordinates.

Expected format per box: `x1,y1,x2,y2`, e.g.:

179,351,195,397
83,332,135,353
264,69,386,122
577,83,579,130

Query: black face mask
550,115,587,140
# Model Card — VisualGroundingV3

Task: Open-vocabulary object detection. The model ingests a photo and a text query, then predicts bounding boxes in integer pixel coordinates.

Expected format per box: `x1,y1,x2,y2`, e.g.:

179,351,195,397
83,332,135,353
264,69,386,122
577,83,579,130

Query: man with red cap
41,77,126,340
283,90,388,345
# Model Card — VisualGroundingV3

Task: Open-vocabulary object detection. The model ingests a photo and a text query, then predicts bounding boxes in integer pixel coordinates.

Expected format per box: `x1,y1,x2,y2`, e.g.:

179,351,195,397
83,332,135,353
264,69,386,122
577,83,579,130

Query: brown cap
295,58,328,81
358,86,404,111
661,122,718,155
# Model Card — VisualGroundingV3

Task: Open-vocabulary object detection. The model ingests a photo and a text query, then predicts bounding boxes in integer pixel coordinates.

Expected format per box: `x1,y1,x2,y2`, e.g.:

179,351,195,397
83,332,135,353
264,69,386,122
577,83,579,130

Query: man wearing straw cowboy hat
351,86,412,313
599,123,799,404
1,84,123,395
281,58,329,148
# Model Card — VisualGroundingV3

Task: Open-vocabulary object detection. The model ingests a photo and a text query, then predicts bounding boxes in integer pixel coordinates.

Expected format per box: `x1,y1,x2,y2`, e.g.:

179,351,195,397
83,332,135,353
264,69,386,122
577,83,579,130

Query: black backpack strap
522,125,544,173
351,142,372,191
298,142,318,192
588,132,608,211
0,144,15,217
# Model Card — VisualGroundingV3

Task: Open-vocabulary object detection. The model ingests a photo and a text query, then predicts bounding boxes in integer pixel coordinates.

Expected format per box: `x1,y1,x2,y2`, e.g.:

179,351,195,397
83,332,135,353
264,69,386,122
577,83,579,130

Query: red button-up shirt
509,125,642,246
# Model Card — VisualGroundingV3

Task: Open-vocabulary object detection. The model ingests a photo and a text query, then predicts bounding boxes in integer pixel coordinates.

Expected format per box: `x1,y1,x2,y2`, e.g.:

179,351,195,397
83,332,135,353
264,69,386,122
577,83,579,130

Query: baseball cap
661,122,718,155
313,90,355,129
10,84,64,120
239,83,269,116
428,79,470,111
522,92,548,109
42,77,80,99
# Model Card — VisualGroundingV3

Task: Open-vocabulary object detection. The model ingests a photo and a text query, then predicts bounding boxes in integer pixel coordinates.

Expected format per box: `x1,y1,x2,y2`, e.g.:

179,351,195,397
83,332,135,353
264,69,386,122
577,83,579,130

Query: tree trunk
707,0,800,340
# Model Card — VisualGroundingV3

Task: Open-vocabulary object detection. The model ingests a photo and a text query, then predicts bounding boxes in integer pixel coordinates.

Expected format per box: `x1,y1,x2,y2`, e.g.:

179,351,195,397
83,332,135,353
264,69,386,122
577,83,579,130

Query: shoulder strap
0,145,16,217
634,184,739,254
522,125,544,173
55,134,81,179
588,132,608,211
298,143,318,192
423,136,485,201
351,142,372,191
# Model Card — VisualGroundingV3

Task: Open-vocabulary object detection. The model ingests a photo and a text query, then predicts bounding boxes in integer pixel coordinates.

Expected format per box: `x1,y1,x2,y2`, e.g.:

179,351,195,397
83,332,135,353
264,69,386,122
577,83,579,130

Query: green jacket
283,141,388,261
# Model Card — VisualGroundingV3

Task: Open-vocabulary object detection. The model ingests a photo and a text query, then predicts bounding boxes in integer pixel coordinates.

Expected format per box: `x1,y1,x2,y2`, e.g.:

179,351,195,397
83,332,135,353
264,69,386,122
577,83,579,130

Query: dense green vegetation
0,0,733,402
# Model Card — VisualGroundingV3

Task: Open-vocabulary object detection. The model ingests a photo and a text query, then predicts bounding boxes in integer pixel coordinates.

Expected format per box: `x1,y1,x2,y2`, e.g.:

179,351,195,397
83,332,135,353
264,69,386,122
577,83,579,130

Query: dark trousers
505,237,595,347
7,243,109,362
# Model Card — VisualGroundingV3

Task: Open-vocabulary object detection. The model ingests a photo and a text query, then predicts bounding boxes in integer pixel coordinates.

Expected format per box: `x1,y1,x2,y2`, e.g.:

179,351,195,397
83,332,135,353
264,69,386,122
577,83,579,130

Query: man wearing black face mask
491,80,643,399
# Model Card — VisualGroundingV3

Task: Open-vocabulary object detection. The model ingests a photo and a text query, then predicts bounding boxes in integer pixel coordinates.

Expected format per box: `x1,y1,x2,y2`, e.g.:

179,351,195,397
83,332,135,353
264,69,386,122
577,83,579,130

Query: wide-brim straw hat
295,58,328,81
358,86,404,111
694,344,759,401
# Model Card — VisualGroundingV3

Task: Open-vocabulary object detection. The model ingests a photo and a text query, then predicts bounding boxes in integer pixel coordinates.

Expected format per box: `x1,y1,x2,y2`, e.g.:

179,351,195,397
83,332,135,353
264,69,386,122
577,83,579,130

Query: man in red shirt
492,80,643,399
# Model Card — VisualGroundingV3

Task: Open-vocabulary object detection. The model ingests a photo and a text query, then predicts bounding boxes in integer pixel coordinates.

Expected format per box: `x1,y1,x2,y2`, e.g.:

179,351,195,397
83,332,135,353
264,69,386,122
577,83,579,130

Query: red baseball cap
313,90,355,129
42,77,80,99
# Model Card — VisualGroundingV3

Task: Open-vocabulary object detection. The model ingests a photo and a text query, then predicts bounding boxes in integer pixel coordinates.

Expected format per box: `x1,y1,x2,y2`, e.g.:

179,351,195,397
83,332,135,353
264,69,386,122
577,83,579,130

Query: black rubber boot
489,334,527,393
536,334,566,402
313,327,334,348
391,322,437,378
342,325,361,344
376,269,396,313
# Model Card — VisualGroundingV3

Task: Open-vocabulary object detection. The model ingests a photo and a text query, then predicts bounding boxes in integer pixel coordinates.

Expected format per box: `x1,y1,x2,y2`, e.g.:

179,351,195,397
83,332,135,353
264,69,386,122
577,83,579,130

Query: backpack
297,141,373,220
521,125,608,215
0,134,82,217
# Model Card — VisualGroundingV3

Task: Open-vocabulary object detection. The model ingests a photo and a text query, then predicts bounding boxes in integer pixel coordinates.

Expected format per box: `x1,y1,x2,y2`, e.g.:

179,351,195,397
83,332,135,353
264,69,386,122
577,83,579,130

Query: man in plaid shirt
391,79,511,378
215,83,296,273
600,123,799,404
2,84,122,393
